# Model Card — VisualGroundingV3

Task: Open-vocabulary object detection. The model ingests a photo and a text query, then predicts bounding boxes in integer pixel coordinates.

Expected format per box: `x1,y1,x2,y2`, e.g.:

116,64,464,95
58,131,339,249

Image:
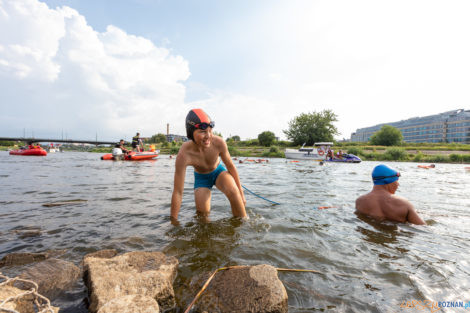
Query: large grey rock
0,284,59,313
190,264,288,313
19,258,80,300
84,251,178,313
0,250,66,268
0,252,49,268
83,249,118,262
82,249,119,278
97,294,160,313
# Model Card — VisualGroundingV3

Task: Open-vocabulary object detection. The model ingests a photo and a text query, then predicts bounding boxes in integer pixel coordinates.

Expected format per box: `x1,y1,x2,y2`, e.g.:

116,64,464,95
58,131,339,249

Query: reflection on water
0,151,469,312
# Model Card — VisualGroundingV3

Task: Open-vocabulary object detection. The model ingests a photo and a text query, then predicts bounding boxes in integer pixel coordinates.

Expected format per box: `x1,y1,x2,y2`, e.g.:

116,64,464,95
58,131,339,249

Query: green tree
283,110,339,146
149,133,167,143
369,125,403,146
230,135,240,141
258,131,276,147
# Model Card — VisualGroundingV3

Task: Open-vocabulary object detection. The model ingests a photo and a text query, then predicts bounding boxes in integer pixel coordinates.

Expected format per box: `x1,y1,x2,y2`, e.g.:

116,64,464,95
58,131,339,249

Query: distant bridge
0,137,119,145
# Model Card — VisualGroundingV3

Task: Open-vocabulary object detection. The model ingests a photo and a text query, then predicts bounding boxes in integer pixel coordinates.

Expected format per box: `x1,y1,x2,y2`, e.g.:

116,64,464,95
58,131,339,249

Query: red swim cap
185,109,214,141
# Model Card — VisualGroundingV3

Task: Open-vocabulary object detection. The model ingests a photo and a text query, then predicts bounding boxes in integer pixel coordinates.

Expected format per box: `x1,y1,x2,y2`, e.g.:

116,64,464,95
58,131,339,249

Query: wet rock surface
84,251,178,313
189,264,288,313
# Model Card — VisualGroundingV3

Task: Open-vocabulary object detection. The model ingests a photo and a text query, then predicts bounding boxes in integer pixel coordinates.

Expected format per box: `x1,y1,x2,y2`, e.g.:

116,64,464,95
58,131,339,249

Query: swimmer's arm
398,197,426,225
407,206,426,225
170,153,187,224
219,140,246,205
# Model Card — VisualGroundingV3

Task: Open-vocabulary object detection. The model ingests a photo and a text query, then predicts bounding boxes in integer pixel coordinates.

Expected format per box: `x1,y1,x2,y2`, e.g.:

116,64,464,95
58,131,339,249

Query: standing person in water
170,109,247,224
132,132,143,152
355,164,426,225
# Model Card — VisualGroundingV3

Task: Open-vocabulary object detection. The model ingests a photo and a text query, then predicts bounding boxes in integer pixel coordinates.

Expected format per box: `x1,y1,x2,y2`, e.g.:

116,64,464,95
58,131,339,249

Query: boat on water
9,147,47,156
285,142,361,163
101,150,160,161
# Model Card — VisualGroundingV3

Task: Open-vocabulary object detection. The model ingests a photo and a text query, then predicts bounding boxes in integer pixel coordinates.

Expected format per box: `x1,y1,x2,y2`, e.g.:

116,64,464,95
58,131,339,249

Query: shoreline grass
2,142,470,163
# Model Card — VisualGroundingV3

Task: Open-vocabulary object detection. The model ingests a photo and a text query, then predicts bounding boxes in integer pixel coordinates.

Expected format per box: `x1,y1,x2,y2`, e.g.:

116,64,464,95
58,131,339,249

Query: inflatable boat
9,147,47,156
101,150,159,161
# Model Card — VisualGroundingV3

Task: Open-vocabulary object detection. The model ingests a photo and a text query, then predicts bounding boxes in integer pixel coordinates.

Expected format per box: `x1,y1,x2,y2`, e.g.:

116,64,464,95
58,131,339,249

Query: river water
0,151,469,312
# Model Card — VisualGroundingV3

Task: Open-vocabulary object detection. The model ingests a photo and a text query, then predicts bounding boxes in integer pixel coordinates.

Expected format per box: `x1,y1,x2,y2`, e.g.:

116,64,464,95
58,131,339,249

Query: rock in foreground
19,258,80,300
84,251,178,313
190,264,288,313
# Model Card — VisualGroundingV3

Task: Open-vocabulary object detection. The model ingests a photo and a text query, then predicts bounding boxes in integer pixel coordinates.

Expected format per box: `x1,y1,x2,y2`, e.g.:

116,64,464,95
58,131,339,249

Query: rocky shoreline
0,250,288,313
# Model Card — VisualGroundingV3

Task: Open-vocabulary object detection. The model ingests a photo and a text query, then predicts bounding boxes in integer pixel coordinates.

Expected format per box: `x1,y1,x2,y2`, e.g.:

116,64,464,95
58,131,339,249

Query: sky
1,0,470,142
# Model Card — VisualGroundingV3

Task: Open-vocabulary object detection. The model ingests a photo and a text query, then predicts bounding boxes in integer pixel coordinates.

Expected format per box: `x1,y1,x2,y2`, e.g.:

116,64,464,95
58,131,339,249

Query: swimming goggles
195,121,215,130
372,172,401,181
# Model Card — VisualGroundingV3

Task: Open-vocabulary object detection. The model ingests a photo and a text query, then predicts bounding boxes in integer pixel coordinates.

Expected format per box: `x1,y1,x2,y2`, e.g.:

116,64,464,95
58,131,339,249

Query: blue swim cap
372,164,400,185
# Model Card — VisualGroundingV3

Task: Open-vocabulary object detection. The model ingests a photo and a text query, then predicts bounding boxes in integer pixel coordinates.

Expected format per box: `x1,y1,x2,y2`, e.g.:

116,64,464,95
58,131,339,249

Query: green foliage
90,147,113,153
383,148,408,160
269,146,280,153
346,147,363,156
413,152,424,162
169,146,180,154
228,135,240,141
213,131,223,138
226,138,235,146
262,146,284,157
369,125,403,146
427,155,449,163
228,145,251,157
239,139,260,146
283,110,339,146
449,154,464,163
149,133,167,143
362,152,382,161
258,131,276,147
0,140,20,146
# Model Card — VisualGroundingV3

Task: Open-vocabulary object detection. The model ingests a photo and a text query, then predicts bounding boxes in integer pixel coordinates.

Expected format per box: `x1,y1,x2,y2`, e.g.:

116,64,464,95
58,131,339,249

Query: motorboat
285,142,361,163
285,142,333,160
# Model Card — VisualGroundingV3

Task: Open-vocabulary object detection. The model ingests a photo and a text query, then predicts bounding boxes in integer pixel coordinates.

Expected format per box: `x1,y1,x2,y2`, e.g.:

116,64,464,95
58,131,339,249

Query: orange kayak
9,148,47,156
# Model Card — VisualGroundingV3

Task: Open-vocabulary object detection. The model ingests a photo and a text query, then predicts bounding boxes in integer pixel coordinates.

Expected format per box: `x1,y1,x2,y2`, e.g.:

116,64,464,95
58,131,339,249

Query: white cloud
0,0,190,140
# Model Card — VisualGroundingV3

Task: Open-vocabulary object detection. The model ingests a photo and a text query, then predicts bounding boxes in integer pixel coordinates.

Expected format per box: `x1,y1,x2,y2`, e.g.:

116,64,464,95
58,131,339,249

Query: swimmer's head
372,164,400,185
185,109,214,141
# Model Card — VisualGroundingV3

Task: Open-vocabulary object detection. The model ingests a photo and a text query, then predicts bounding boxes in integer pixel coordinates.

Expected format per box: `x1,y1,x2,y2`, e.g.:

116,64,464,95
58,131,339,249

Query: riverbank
2,142,470,163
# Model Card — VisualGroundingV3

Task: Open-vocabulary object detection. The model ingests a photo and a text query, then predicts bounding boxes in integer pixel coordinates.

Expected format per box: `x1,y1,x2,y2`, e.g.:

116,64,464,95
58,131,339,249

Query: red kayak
9,148,47,156
101,151,159,161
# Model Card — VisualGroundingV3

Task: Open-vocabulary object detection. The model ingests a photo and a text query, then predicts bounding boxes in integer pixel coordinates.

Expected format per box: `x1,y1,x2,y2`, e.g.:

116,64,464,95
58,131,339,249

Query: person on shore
170,109,247,225
355,164,426,225
132,132,143,152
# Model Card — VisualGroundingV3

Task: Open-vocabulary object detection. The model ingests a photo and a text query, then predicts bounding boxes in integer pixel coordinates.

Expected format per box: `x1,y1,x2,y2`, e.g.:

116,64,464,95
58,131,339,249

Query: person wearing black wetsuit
132,133,142,152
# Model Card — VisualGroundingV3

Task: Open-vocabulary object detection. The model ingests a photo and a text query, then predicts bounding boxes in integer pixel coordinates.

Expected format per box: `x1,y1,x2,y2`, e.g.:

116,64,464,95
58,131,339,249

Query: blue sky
1,0,470,142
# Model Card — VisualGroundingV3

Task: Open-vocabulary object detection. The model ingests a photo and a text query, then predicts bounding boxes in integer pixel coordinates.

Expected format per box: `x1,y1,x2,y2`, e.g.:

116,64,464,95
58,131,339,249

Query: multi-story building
166,134,188,142
350,109,470,143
